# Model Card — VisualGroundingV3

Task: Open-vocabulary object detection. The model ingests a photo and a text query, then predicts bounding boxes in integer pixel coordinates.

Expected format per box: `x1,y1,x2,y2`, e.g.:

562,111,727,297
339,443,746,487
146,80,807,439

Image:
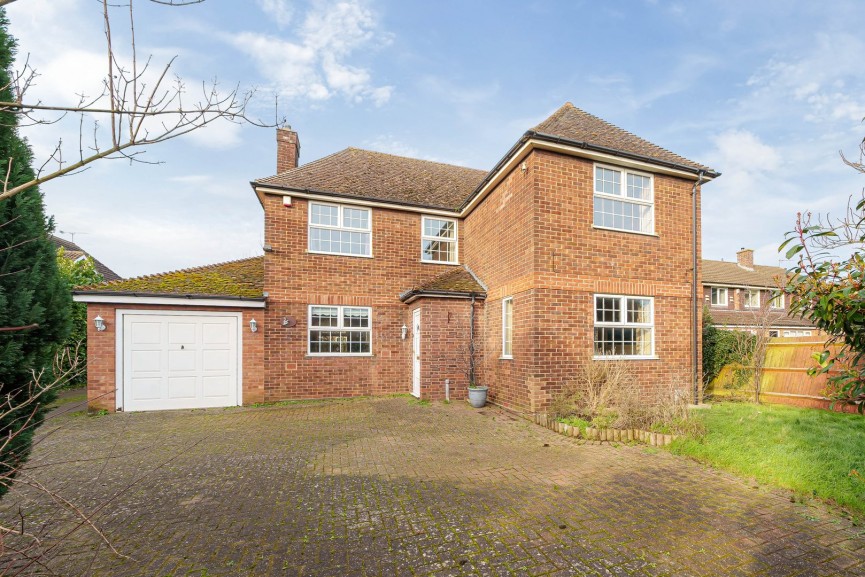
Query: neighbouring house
51,234,121,282
702,248,816,338
74,103,719,413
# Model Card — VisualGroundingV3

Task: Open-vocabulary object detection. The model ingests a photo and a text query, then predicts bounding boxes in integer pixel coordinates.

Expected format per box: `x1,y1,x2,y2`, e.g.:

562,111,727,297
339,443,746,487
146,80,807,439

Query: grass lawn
671,402,865,519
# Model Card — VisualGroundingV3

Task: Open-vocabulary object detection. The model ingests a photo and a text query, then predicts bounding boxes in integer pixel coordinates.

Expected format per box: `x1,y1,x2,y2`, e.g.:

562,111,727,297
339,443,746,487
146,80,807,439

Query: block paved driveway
2,397,864,576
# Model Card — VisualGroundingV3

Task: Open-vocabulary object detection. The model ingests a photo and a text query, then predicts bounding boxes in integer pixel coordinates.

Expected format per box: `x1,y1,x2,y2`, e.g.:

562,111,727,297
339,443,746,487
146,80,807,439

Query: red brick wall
262,195,468,400
84,303,264,411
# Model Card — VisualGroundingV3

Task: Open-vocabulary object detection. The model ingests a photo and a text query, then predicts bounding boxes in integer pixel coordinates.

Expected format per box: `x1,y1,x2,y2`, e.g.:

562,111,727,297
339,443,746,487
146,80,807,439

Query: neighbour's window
421,216,458,263
594,295,654,358
710,287,728,306
502,297,513,358
308,305,372,355
768,330,780,338
783,330,812,338
770,291,785,309
744,289,761,308
308,202,371,257
593,164,654,234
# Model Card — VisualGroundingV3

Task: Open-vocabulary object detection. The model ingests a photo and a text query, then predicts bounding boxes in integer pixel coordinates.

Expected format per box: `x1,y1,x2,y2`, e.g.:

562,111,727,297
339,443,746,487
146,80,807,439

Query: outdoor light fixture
401,323,408,340
93,315,106,332
249,318,258,333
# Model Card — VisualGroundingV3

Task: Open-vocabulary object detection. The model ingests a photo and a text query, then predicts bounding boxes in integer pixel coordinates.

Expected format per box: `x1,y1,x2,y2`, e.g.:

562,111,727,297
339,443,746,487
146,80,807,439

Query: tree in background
55,249,103,387
781,130,865,412
0,8,71,497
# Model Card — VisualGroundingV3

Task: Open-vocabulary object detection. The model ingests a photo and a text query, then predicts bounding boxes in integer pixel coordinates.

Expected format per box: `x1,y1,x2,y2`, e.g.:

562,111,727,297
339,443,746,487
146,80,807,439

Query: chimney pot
736,248,754,270
276,127,300,173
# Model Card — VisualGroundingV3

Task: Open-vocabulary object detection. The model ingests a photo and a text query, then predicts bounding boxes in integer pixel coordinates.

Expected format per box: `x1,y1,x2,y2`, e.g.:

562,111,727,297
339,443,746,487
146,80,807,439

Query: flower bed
533,413,677,446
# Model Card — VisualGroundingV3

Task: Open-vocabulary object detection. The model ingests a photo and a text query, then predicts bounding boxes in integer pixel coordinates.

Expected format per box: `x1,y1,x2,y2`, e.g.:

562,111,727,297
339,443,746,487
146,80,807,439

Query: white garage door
122,313,240,411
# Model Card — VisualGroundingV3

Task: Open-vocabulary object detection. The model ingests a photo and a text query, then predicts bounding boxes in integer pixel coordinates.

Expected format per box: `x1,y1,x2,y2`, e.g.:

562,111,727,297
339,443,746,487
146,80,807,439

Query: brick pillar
276,127,300,173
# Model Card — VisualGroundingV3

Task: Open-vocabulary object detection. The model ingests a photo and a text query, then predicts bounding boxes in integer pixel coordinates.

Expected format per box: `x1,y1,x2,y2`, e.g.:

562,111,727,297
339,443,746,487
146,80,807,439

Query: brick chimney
276,126,300,173
736,247,754,270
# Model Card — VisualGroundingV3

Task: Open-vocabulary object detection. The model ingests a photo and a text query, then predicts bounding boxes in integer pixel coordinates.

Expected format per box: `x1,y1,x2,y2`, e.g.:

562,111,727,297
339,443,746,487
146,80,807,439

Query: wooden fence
709,339,858,413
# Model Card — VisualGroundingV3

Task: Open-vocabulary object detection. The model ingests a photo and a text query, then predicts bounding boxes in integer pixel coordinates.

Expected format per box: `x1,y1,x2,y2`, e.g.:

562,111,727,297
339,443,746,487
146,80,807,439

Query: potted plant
467,382,488,408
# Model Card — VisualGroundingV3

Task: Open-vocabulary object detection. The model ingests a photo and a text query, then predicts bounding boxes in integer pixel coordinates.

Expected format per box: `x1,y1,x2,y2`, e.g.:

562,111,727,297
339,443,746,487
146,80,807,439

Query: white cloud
232,0,393,104
256,0,295,29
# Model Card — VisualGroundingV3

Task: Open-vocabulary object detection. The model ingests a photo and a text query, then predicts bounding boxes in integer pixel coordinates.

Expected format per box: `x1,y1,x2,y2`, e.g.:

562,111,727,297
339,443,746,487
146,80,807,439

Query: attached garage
73,257,266,412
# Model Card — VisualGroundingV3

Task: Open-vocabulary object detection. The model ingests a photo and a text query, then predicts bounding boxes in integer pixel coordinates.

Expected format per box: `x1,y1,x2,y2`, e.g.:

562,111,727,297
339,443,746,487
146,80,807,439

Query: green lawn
671,402,865,519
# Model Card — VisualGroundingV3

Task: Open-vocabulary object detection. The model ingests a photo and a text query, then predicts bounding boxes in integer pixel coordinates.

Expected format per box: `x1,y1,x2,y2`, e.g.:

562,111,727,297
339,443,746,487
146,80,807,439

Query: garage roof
74,256,264,299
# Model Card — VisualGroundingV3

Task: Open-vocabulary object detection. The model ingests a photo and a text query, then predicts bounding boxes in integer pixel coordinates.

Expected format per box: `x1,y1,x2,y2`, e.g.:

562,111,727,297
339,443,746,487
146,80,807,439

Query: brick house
703,249,816,338
74,103,719,413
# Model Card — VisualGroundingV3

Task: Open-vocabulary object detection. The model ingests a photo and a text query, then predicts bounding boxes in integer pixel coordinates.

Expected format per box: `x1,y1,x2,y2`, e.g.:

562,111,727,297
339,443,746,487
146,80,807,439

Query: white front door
411,308,421,398
122,313,240,412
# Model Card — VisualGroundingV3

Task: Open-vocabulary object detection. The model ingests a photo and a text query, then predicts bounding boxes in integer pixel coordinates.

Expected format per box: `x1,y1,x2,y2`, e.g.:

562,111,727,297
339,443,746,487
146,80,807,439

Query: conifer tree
0,8,71,497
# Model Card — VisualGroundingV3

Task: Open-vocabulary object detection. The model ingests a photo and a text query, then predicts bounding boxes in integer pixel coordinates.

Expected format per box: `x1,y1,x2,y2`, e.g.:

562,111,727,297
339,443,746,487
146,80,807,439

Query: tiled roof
50,234,122,282
707,309,815,329
703,259,788,288
75,256,264,299
400,266,487,302
254,148,488,211
530,103,716,174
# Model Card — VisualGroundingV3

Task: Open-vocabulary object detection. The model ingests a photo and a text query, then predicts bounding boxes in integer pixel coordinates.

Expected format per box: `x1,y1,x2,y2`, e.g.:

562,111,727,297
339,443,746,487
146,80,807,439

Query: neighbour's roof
707,309,815,329
703,259,787,288
529,103,717,174
255,148,488,211
75,256,264,299
399,266,487,302
50,235,121,282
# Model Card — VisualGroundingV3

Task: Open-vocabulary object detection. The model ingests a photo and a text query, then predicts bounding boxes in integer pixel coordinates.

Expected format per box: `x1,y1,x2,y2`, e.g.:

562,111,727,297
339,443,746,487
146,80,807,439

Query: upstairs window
770,291,785,309
308,305,372,355
421,216,458,263
710,287,728,306
593,164,654,234
308,202,371,257
744,289,761,308
594,295,654,358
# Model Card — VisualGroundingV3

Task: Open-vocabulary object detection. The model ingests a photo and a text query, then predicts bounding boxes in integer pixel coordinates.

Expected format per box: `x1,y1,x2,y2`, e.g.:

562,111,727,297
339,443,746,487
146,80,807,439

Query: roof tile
703,259,788,288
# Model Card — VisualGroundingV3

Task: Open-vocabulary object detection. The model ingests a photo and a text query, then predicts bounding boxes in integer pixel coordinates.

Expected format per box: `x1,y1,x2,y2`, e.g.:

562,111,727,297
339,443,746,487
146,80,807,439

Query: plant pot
467,386,488,408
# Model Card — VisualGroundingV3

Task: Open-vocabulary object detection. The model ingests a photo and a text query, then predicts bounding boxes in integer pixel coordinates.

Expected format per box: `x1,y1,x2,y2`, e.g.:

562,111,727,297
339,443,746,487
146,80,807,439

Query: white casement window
421,216,458,263
502,297,513,358
710,287,728,306
783,330,812,337
768,330,780,338
308,305,372,355
594,295,654,358
308,202,372,257
593,164,654,234
744,289,761,308
770,291,785,309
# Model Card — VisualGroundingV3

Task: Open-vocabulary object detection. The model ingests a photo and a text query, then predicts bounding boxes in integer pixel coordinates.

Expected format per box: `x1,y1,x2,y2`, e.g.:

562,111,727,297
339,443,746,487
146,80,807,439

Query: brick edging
533,414,677,446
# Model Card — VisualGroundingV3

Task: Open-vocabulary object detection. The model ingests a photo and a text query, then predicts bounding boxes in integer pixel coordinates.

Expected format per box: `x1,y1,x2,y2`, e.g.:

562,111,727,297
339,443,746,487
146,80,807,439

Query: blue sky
6,0,865,277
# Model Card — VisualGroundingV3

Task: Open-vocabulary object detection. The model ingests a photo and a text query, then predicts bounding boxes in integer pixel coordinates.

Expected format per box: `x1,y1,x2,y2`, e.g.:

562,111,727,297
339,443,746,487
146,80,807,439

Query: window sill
593,355,659,361
592,226,659,238
499,356,513,361
306,354,374,358
420,260,460,265
307,250,374,259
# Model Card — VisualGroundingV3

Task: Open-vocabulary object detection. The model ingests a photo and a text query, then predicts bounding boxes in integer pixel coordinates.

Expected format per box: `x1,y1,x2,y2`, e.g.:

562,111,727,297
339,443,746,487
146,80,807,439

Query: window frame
593,294,656,360
710,287,728,307
501,296,513,359
307,304,373,357
420,215,459,264
592,162,655,236
744,289,761,309
770,291,785,309
307,201,373,258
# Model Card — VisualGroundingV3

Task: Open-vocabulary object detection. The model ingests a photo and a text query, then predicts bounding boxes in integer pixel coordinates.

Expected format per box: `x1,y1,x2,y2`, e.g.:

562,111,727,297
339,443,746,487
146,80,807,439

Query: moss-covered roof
75,256,264,299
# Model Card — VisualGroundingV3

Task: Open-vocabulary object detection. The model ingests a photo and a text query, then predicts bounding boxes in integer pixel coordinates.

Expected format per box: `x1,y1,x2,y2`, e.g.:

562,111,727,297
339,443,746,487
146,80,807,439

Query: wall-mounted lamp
520,161,528,174
401,323,408,340
249,318,258,333
94,315,106,332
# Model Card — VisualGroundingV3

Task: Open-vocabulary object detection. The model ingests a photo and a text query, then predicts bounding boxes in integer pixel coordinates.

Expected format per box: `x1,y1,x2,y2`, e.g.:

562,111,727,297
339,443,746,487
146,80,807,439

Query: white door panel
122,313,240,411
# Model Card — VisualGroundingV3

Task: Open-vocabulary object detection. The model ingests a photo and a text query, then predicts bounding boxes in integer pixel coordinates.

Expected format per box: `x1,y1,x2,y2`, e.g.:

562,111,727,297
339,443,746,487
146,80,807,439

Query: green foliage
0,9,72,497
56,250,103,387
702,307,755,390
780,195,865,411
670,403,865,520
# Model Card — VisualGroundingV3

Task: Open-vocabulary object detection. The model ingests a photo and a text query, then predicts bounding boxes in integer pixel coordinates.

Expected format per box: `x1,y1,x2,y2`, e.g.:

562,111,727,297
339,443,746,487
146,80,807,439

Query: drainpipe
469,294,476,386
692,171,705,404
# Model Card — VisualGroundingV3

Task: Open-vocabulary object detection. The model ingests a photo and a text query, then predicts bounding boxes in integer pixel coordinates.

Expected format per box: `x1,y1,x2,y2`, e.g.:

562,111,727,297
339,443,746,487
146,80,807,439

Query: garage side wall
85,303,264,412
